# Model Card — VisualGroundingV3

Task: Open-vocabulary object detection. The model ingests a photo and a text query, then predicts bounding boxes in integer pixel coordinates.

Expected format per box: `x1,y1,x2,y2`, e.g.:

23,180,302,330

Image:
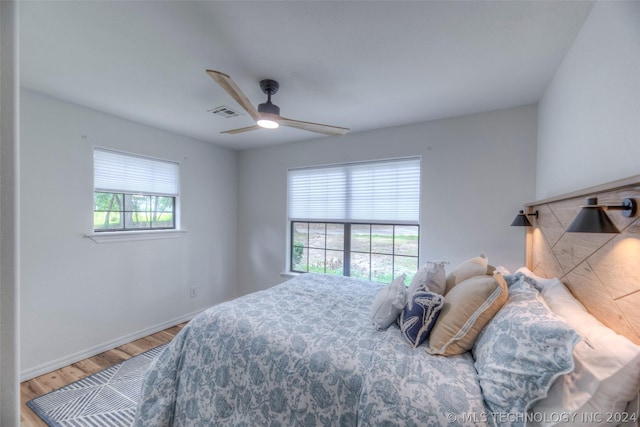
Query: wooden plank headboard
524,175,640,344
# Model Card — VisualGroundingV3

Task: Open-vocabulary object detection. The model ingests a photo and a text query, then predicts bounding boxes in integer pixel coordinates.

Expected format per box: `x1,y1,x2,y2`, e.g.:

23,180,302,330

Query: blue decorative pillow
472,276,579,426
399,290,444,348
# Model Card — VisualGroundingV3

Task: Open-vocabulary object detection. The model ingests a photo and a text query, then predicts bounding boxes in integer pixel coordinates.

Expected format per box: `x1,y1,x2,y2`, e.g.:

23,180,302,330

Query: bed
134,273,490,426
135,175,640,427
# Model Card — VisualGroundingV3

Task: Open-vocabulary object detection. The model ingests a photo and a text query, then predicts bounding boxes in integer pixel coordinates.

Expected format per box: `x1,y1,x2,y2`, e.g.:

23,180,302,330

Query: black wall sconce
566,197,637,233
511,210,539,227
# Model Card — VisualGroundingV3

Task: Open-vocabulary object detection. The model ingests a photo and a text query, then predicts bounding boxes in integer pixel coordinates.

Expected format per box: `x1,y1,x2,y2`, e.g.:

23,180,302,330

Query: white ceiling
20,1,594,151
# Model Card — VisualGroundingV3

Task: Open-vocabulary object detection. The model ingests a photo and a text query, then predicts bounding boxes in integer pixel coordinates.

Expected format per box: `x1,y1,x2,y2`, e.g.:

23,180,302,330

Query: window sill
280,271,301,278
84,229,186,243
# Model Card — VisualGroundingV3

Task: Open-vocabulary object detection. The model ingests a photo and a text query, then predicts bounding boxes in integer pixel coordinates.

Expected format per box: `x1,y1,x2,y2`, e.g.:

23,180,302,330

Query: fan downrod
260,79,279,96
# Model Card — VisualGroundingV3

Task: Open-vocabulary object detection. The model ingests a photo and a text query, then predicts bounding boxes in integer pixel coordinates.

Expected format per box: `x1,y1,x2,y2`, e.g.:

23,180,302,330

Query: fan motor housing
258,101,280,115
258,79,280,115
260,79,279,95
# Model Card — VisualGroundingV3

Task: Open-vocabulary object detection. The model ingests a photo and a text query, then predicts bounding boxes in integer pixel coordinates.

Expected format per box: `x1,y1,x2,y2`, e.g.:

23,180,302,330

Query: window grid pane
394,225,419,256
308,223,326,249
350,224,371,253
326,223,344,250
325,250,344,276
309,248,326,273
292,222,309,272
371,224,393,255
291,221,418,282
350,252,371,280
93,192,175,232
371,254,394,283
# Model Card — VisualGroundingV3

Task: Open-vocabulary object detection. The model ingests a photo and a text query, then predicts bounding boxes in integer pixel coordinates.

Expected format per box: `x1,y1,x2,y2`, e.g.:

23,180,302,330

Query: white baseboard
20,309,203,382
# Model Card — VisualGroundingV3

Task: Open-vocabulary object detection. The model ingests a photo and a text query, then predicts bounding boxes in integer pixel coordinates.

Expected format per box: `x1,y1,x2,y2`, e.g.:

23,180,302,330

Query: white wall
20,90,238,377
537,0,640,199
237,105,537,295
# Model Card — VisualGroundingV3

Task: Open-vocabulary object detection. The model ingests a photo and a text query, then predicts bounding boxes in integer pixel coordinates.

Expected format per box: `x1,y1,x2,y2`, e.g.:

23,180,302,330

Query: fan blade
206,70,260,122
278,117,349,137
221,125,261,135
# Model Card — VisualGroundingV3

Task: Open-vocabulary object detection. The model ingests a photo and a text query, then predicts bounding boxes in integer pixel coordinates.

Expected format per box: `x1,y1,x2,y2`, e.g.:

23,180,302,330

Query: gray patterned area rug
27,343,168,427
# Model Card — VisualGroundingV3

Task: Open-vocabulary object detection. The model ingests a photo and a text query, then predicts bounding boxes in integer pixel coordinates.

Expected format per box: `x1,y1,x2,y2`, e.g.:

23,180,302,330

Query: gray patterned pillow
472,276,579,426
407,261,447,297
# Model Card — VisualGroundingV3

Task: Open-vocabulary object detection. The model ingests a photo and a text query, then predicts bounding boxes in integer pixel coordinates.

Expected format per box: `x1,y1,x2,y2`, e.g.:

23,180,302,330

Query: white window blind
94,149,179,196
288,157,420,223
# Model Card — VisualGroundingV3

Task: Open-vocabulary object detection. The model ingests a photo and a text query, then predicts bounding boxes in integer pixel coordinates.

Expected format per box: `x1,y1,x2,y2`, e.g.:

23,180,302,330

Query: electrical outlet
190,287,198,298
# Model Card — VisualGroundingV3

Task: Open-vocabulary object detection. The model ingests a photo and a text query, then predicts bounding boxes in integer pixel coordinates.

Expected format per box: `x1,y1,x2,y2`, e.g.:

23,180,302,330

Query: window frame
91,147,181,235
290,220,420,282
93,192,177,232
286,156,422,280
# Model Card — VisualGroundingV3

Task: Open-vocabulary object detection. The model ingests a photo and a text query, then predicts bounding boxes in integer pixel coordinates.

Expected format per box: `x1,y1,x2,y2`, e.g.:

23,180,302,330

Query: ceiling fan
206,70,349,137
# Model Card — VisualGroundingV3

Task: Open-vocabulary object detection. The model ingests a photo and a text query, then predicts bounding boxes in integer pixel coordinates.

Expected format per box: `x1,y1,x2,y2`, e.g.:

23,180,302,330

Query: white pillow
528,276,640,427
407,261,446,297
371,274,406,330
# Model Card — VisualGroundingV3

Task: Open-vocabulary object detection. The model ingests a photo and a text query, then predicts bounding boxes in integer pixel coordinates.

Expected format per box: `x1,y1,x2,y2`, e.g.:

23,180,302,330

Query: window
93,148,179,232
288,157,420,282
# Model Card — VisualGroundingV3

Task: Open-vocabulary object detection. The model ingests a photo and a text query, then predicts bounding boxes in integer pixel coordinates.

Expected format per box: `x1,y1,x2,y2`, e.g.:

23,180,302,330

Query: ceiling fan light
257,119,279,129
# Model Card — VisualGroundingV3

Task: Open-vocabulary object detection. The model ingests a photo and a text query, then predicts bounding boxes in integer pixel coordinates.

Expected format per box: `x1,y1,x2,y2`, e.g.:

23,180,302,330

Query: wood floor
20,323,186,426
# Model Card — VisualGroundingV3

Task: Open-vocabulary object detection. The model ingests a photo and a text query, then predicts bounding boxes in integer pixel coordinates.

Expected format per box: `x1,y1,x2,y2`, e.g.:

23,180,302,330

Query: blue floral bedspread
134,273,490,426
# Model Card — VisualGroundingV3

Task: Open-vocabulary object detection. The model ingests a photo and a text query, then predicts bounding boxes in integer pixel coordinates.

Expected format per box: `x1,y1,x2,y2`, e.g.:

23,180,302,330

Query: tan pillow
445,254,493,294
427,274,508,356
